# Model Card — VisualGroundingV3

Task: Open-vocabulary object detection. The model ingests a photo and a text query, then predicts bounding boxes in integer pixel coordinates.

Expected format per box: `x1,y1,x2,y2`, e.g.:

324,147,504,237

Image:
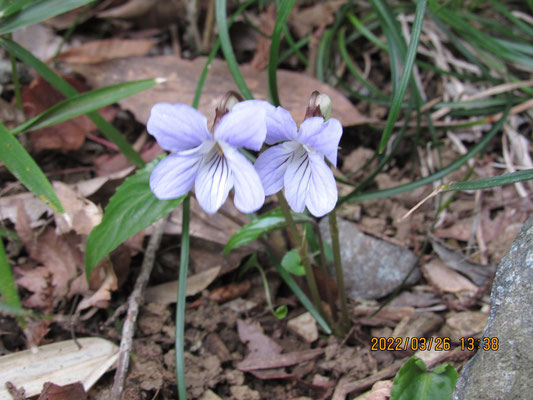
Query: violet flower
147,101,267,214
254,103,342,217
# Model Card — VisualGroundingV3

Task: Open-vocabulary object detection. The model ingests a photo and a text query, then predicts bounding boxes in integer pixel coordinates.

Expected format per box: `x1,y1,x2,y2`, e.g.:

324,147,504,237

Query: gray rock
319,218,419,300
452,215,533,400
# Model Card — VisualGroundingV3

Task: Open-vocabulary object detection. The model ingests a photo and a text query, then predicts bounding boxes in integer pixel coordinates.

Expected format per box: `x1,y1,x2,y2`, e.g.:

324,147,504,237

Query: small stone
320,218,420,299
199,390,222,400
287,312,318,343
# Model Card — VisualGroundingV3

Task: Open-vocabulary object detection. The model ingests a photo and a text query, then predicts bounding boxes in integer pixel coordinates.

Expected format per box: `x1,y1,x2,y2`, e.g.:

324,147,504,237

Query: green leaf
390,357,458,400
0,37,145,168
11,78,160,135
267,0,297,106
215,0,253,100
224,208,311,254
281,250,306,276
0,0,94,33
85,156,184,278
377,0,428,153
442,169,533,191
0,238,21,310
274,305,288,319
0,123,63,212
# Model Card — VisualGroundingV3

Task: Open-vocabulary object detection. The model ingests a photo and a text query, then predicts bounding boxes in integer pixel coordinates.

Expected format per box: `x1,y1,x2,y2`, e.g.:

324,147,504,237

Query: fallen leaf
0,193,51,226
0,338,118,399
57,39,155,64
289,1,345,38
37,382,87,400
68,55,367,127
13,24,62,61
250,4,276,71
429,236,496,286
440,311,488,343
144,266,221,304
209,281,251,303
53,182,102,236
421,259,478,294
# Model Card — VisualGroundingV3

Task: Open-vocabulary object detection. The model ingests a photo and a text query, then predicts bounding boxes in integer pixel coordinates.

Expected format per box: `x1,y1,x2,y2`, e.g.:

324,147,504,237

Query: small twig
110,218,167,400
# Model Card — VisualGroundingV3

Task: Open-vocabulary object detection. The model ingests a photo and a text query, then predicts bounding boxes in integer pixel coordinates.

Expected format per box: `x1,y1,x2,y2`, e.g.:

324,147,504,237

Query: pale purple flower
254,103,342,217
147,101,268,214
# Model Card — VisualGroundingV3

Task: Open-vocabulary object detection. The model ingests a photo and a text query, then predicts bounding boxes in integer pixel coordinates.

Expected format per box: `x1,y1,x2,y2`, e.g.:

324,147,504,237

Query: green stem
328,210,350,332
7,34,23,116
277,193,328,322
175,195,190,400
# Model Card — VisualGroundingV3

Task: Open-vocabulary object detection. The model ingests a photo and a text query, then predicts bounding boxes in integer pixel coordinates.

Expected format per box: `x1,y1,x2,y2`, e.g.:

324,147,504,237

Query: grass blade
0,37,146,167
442,169,533,191
376,0,428,153
342,108,509,203
0,123,63,212
175,196,190,400
268,0,297,106
11,79,160,135
0,0,94,34
215,0,253,99
0,238,21,312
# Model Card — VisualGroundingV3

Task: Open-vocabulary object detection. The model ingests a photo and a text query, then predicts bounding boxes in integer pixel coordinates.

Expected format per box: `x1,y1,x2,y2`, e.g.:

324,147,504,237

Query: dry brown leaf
53,182,102,236
0,193,50,226
421,259,478,294
289,1,345,38
68,55,367,127
15,227,84,309
250,4,276,71
144,266,221,304
57,39,155,64
37,382,87,400
208,281,251,303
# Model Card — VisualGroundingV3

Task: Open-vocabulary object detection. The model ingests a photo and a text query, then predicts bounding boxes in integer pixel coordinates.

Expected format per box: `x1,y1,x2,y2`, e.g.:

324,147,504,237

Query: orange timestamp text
370,336,452,352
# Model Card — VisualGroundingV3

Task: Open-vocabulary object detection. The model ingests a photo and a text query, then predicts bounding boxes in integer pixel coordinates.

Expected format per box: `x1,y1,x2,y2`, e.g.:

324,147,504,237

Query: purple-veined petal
194,145,234,213
254,141,299,195
214,100,267,151
283,145,312,213
305,152,338,217
147,103,211,152
150,150,204,199
298,117,343,166
222,143,265,213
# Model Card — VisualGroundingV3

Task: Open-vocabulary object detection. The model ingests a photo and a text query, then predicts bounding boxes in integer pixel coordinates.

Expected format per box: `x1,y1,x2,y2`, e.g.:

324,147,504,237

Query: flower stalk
277,192,329,323
328,209,351,333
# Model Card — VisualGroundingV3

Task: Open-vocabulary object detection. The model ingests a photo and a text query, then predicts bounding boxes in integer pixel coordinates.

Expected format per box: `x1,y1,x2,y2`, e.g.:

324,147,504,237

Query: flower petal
194,146,234,213
147,103,211,152
214,100,267,151
264,105,298,145
150,151,203,199
222,143,265,213
305,152,338,217
254,141,299,195
283,145,312,213
298,117,343,166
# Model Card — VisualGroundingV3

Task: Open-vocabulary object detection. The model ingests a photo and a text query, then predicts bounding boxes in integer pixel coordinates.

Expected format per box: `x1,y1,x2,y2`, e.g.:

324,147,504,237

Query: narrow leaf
0,0,94,34
442,169,533,191
390,357,458,400
0,37,145,167
0,238,21,310
224,208,311,254
0,123,63,212
85,156,184,278
11,78,159,135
